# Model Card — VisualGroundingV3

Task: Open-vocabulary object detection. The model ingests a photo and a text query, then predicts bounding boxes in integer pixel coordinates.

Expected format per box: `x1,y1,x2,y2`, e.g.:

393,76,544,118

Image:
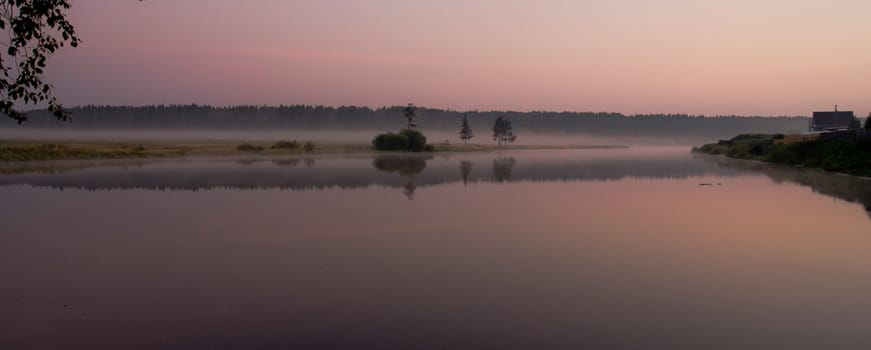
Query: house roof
812,111,854,129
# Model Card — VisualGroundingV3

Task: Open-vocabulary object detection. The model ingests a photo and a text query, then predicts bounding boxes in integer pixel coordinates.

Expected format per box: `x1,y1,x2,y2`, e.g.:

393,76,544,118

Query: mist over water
0,104,810,146
0,128,714,146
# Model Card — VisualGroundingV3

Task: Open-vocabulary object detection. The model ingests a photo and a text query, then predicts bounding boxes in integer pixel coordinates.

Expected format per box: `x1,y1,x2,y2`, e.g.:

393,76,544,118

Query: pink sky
46,0,871,116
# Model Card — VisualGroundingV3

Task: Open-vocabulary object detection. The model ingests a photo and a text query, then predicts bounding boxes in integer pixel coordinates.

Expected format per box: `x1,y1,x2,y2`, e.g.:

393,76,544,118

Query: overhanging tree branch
0,0,79,123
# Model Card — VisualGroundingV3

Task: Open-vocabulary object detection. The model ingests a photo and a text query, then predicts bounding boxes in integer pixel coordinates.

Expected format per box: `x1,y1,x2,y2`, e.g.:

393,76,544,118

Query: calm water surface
2,147,870,349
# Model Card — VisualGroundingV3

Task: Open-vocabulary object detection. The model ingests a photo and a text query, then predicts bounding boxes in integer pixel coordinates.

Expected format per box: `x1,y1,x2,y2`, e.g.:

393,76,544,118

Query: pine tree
459,114,475,144
492,116,517,147
403,103,417,129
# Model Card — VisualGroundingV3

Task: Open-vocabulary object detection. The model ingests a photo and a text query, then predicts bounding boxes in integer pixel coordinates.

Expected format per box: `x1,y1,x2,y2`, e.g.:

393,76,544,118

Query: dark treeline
4,104,808,138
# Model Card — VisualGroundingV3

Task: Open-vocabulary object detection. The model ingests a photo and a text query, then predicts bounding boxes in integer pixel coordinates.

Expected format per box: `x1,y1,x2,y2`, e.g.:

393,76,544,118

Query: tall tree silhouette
864,113,871,131
459,113,474,144
0,0,81,123
403,103,417,129
492,116,517,147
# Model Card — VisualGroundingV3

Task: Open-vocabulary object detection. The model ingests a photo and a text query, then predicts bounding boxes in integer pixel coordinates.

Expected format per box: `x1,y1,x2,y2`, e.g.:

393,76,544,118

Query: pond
2,147,870,349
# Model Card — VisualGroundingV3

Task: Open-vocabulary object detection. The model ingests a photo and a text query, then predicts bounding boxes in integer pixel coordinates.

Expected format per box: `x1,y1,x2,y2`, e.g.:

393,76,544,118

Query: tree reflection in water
493,156,516,183
372,155,430,200
460,159,473,186
272,158,301,167
2,151,869,222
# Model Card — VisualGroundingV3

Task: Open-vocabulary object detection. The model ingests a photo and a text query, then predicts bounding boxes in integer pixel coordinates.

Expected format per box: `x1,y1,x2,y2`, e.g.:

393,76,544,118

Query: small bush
373,132,409,151
303,141,315,152
272,140,299,149
749,140,773,156
404,129,427,152
372,129,430,152
236,143,264,152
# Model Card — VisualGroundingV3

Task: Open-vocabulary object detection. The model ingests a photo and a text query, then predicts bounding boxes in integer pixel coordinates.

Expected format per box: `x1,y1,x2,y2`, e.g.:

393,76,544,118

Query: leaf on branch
1,0,80,122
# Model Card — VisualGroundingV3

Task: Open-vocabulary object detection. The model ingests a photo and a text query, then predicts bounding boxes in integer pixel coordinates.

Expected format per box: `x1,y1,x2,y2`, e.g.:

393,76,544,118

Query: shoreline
0,139,629,162
693,133,871,177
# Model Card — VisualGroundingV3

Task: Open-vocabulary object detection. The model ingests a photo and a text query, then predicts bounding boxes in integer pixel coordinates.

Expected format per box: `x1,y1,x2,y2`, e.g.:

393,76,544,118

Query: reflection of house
810,110,854,132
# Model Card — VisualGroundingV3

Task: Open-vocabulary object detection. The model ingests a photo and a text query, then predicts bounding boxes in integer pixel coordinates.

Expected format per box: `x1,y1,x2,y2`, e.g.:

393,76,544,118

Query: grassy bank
693,134,871,177
0,140,628,161
0,141,189,161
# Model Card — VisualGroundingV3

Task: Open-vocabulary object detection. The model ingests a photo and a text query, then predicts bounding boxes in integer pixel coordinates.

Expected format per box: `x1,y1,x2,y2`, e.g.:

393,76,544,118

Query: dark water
2,148,870,349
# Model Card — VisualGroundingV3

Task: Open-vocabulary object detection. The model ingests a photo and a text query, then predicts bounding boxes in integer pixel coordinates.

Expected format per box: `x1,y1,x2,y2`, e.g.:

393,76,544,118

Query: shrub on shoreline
236,143,263,152
372,129,433,152
272,140,299,149
694,134,871,176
